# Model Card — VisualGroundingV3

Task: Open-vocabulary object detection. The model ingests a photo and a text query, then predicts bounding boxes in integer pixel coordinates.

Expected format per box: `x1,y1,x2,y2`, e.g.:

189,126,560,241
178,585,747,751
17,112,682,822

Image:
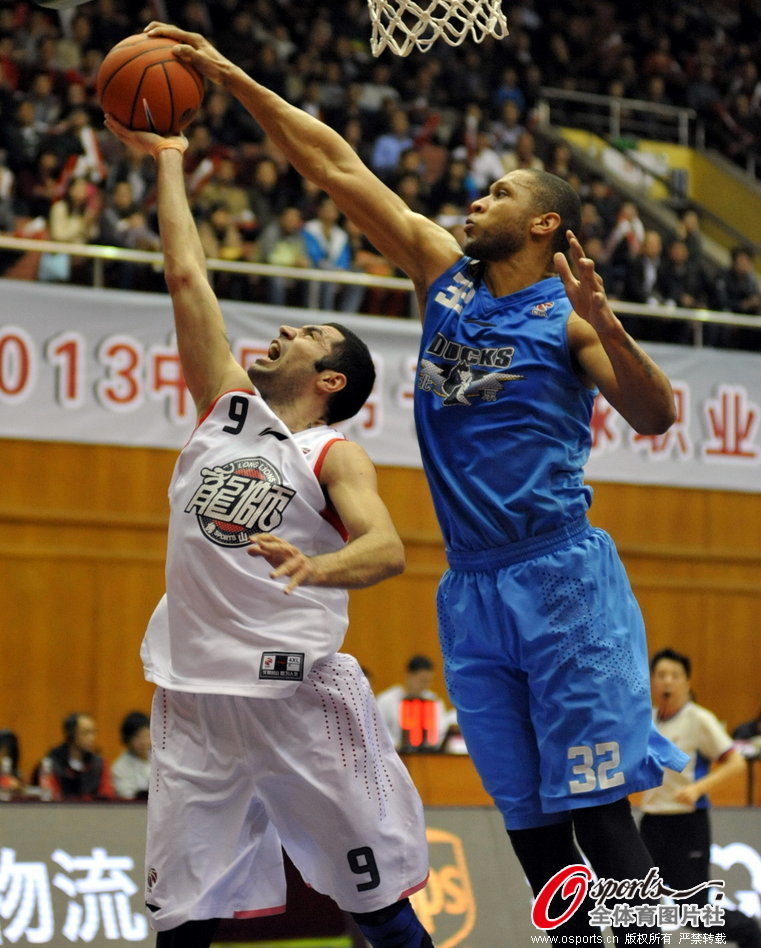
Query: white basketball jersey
142,389,349,698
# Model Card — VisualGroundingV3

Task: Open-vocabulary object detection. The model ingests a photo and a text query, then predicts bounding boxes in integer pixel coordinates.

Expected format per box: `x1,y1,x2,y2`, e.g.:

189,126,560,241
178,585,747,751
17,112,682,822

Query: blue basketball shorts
437,518,688,830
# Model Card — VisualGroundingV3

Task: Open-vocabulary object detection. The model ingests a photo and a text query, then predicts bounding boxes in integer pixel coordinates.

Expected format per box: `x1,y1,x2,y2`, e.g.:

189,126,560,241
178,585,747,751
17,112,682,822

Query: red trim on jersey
399,873,430,901
313,437,349,542
233,904,287,918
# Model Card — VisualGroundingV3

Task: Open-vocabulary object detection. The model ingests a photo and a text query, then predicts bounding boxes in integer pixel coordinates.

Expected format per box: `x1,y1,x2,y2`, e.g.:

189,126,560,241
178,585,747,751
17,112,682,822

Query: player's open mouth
265,340,281,362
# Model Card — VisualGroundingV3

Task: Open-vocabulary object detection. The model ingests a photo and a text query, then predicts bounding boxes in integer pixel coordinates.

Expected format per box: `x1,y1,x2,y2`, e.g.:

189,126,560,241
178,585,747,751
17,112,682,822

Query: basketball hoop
367,0,509,57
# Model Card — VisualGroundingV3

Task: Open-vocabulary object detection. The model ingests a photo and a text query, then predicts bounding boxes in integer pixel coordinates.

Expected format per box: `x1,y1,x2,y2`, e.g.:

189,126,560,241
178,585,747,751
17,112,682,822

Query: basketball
96,34,204,136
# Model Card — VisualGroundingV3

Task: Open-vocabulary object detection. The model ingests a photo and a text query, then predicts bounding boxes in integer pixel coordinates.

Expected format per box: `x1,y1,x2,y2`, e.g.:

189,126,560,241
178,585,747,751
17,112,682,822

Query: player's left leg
351,899,434,947
244,654,431,932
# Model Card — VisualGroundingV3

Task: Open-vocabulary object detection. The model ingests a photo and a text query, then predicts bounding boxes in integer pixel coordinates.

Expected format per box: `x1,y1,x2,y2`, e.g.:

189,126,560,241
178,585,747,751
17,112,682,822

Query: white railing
538,86,701,148
1,234,759,348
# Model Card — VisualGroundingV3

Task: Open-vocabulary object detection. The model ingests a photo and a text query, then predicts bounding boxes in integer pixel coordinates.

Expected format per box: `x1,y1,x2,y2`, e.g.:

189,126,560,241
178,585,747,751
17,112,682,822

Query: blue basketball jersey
414,257,595,553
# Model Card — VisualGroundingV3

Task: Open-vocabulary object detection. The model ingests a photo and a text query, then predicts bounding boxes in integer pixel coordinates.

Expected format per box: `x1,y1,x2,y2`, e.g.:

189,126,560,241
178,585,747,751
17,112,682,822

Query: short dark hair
315,322,376,425
650,648,691,677
526,169,582,254
407,654,434,673
120,711,150,745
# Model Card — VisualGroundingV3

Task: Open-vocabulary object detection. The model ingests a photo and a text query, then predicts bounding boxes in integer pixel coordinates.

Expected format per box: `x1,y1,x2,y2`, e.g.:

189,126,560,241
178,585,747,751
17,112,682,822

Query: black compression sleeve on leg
572,798,654,881
573,799,662,942
507,822,602,945
155,919,220,948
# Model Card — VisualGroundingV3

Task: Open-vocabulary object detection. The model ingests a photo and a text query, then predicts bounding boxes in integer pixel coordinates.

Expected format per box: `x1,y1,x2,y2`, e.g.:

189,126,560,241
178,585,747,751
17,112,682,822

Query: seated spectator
489,99,526,153
41,175,101,283
98,178,160,289
502,130,545,173
427,156,477,215
34,712,115,801
465,129,508,193
375,655,454,752
604,200,645,297
0,729,24,795
369,107,414,182
197,202,249,301
111,711,151,800
657,239,710,311
733,709,761,746
712,246,761,350
623,229,665,306
302,194,352,311
256,206,309,306
195,155,256,236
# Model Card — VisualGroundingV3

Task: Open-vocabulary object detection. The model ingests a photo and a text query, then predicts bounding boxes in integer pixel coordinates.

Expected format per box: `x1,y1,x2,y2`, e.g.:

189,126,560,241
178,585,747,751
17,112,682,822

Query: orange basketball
96,34,204,135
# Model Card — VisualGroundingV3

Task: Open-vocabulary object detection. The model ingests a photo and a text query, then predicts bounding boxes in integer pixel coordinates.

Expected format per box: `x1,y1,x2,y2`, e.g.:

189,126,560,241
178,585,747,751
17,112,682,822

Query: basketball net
367,0,509,57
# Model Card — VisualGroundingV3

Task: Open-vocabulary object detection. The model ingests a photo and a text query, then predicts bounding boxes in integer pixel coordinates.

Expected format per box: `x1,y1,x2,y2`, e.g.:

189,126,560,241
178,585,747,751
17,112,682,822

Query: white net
367,0,509,57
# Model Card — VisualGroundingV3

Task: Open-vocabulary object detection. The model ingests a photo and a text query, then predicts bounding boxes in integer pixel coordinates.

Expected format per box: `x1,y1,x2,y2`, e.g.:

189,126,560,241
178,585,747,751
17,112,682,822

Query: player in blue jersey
153,23,689,943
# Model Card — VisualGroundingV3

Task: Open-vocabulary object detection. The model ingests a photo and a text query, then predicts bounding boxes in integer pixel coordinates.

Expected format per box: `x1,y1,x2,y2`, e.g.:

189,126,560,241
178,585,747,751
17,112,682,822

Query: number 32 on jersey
567,741,624,794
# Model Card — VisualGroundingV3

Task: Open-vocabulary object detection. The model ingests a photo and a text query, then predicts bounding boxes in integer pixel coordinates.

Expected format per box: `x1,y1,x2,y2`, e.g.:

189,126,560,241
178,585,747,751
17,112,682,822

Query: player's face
651,659,691,714
462,171,536,261
248,323,343,394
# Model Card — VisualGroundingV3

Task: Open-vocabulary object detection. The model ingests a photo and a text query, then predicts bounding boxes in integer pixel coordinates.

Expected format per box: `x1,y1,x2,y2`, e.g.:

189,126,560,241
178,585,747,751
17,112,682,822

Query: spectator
195,154,256,235
489,99,526,153
247,157,289,233
0,729,24,795
733,709,761,744
623,229,665,306
427,156,477,215
604,200,645,297
112,711,151,800
657,238,710,310
459,129,505,193
256,205,309,306
41,175,100,283
712,246,761,349
197,202,249,301
501,130,545,173
34,712,115,801
302,194,352,310
98,178,160,289
375,655,454,752
370,108,414,182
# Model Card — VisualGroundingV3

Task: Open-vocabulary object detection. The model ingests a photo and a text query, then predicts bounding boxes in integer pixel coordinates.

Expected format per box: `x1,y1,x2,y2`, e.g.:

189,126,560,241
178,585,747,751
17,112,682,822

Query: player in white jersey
105,115,433,948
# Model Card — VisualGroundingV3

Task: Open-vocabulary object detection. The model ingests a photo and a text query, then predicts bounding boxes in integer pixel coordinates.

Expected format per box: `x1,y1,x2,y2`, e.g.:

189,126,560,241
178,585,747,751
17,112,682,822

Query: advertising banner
1,280,759,492
0,803,759,947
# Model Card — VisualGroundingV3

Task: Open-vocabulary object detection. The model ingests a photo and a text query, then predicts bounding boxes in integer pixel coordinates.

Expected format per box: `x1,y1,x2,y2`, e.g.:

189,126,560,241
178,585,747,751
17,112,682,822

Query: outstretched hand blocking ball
96,34,204,135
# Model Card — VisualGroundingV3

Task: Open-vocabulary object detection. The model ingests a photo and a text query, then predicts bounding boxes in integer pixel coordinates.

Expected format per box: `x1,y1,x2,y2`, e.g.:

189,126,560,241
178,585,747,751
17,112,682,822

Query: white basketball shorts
145,653,429,930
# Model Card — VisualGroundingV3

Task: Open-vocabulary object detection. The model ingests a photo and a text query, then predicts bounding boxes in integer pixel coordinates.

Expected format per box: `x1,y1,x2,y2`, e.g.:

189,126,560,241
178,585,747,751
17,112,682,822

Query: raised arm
144,22,461,297
247,440,405,593
556,231,676,435
104,117,249,416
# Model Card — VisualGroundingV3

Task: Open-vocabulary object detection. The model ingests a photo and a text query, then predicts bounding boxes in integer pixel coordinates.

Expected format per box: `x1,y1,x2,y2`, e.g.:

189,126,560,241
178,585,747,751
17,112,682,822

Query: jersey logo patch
260,652,305,681
531,301,555,317
185,457,295,546
418,358,523,405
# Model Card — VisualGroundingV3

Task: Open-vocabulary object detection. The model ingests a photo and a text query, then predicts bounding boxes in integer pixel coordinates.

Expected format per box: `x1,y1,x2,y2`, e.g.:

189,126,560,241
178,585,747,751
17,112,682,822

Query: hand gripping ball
96,33,204,135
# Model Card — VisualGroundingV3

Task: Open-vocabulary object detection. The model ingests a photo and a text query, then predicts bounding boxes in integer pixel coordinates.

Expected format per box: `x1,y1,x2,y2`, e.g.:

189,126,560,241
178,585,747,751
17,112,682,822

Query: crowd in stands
0,0,760,347
0,710,151,802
